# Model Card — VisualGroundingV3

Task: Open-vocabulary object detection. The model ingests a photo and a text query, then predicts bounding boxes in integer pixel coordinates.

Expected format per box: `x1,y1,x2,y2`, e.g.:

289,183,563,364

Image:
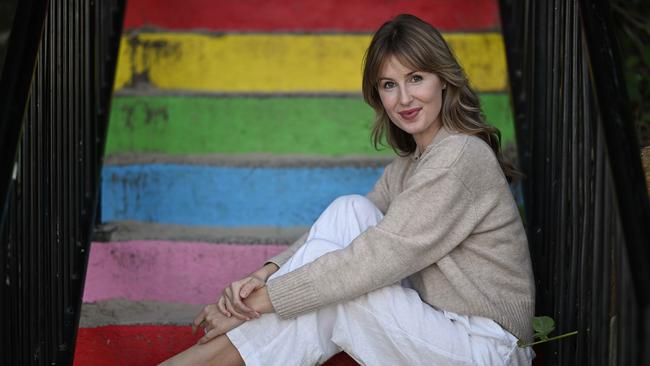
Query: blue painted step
102,164,384,227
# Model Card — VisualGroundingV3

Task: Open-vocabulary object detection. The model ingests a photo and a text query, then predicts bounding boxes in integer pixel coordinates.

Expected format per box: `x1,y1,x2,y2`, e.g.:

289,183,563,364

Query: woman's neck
414,124,443,157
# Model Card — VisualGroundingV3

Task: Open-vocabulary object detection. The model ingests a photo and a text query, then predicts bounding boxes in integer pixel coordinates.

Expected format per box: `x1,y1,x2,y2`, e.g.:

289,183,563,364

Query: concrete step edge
104,152,394,168
94,220,307,244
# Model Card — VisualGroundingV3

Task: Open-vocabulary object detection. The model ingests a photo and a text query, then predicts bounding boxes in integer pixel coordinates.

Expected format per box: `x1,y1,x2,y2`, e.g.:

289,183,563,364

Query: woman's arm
254,262,279,280
246,286,274,314
194,286,275,344
215,262,279,320
267,165,480,320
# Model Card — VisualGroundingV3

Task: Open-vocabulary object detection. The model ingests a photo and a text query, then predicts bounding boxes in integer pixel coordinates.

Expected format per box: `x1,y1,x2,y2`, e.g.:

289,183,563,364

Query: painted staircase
73,1,514,364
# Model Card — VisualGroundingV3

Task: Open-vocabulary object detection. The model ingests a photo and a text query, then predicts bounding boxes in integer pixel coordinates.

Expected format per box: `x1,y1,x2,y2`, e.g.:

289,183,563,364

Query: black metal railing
0,0,125,364
499,0,650,364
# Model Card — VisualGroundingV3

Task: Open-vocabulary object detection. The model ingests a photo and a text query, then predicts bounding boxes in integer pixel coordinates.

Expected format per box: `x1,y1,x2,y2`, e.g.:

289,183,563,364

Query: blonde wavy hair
362,14,518,181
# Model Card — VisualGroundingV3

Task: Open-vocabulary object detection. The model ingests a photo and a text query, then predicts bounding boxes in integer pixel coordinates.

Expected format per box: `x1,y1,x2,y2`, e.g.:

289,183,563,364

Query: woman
162,14,535,366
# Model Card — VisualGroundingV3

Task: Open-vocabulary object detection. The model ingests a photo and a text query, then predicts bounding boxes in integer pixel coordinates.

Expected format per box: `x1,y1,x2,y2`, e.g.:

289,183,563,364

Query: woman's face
377,55,444,150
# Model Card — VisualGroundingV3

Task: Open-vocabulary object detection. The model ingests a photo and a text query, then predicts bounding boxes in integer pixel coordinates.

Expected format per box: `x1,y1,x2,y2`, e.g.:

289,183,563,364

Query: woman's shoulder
421,130,506,189
421,130,494,166
382,153,413,172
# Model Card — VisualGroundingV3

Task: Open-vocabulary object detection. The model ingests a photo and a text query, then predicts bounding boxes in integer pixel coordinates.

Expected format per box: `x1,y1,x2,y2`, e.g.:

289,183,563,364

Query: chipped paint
113,32,508,92
83,241,287,303
101,164,384,226
105,95,515,156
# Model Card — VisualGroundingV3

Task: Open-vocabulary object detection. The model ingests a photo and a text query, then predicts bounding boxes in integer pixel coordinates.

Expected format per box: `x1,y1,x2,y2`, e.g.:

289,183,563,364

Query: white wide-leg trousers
226,195,533,366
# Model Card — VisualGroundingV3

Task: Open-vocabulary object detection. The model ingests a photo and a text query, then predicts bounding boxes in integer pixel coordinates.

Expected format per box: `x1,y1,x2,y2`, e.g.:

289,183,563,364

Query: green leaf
532,332,547,341
532,316,555,339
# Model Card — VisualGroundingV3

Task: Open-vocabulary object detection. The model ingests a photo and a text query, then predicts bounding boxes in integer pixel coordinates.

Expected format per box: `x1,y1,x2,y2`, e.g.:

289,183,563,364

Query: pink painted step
84,241,286,304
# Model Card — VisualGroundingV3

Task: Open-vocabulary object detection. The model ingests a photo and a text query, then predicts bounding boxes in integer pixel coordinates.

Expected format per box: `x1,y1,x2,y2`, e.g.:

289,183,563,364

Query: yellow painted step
115,33,507,92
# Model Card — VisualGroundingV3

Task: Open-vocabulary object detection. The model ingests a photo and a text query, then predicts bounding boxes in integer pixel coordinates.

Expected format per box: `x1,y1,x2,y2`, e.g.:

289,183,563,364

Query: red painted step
124,0,499,32
74,325,358,365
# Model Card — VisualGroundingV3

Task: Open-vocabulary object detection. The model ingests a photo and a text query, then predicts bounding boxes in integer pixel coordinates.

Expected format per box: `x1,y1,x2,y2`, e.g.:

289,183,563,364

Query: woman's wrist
245,286,275,314
256,263,279,281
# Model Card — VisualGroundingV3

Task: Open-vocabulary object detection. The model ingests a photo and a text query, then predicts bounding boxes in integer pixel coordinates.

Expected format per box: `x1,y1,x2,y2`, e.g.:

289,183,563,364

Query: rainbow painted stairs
73,1,515,365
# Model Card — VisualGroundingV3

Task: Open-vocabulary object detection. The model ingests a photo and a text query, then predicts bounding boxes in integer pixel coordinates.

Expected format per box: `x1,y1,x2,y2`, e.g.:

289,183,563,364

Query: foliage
612,0,650,147
517,316,578,348
532,316,555,341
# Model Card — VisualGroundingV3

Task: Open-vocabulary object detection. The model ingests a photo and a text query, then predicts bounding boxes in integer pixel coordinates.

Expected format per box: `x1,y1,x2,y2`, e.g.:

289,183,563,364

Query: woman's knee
336,284,427,326
307,195,383,248
328,194,380,216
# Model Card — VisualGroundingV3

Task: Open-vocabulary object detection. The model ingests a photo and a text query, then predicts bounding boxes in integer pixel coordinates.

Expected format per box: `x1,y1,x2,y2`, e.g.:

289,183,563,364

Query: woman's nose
399,86,413,105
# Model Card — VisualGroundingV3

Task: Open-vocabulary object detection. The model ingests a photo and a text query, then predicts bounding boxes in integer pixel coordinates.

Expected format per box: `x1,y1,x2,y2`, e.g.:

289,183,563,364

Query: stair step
122,0,498,32
105,95,514,157
114,33,506,93
95,221,307,244
81,299,201,327
74,325,359,365
102,164,382,226
85,240,285,304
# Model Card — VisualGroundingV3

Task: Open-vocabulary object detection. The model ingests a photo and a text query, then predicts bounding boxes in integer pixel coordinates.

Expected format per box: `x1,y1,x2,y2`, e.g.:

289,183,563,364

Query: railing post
578,0,650,363
0,1,125,364
500,0,650,364
0,0,48,232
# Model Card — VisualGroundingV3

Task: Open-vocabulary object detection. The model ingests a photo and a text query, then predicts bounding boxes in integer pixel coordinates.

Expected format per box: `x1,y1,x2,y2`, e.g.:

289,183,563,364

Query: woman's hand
217,263,279,320
192,303,245,344
193,286,275,344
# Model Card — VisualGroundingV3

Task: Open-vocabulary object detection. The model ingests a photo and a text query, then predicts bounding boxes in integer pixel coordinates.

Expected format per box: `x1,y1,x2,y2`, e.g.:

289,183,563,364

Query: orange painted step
124,0,499,31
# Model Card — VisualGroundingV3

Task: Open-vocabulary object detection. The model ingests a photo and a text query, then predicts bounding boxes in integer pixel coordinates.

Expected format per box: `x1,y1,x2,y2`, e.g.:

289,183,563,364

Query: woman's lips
398,107,421,120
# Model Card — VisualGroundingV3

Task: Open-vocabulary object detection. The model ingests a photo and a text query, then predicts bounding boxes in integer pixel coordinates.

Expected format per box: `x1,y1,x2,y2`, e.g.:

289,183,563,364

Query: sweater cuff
267,265,321,319
265,252,291,269
497,299,535,343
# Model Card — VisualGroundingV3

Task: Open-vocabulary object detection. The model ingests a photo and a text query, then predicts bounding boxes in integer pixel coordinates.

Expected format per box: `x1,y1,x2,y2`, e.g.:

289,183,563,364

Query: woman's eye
382,81,396,89
410,75,423,82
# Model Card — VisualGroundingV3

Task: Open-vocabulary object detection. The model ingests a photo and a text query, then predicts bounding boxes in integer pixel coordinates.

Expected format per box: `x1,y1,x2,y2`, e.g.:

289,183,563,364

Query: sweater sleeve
267,166,480,319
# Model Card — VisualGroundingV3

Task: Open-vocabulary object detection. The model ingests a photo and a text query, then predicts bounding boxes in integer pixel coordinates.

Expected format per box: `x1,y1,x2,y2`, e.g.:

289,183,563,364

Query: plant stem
519,331,579,348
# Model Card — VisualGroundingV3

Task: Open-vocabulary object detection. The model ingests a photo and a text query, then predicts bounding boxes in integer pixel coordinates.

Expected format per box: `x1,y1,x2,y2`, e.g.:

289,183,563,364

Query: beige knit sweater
266,127,535,341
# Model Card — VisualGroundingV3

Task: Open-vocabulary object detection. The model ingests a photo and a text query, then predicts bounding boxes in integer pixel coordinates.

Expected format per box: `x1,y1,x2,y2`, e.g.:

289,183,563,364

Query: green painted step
106,95,514,156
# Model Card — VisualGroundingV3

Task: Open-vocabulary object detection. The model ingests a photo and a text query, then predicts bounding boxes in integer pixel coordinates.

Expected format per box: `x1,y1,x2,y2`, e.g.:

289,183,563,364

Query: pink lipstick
398,107,421,120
